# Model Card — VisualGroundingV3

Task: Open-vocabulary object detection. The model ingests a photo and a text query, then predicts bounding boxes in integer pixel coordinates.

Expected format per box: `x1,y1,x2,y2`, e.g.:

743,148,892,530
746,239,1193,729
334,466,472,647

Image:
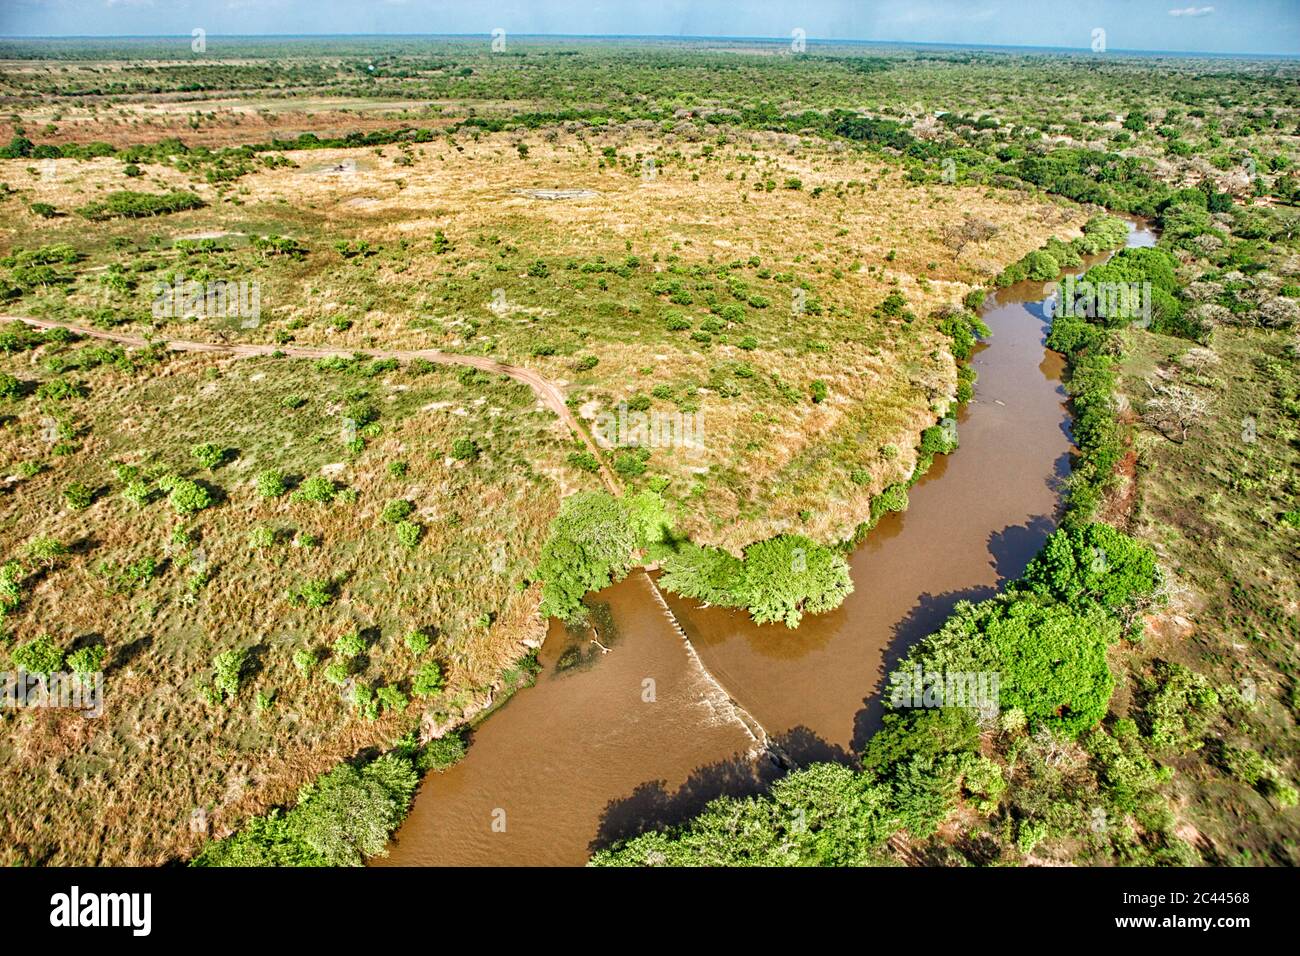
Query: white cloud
1168,6,1215,16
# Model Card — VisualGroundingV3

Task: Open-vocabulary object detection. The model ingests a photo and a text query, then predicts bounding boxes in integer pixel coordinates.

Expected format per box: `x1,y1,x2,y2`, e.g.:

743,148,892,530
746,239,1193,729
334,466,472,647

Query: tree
537,490,639,622
737,534,854,628
291,756,418,866
1020,523,1160,611
941,214,998,258
1143,382,1210,442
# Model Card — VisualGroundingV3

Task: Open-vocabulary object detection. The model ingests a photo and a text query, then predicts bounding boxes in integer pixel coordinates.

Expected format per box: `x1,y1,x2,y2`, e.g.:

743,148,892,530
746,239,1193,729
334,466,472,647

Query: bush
190,442,224,469
333,630,365,659
76,189,205,221
420,732,468,772
1024,250,1060,281
292,476,336,504
413,660,445,697
12,633,64,675
168,478,214,515
66,644,105,679
920,422,958,456
212,649,247,700
292,649,317,675
404,630,432,656
290,578,335,609
381,499,414,524
122,479,151,506
567,451,601,473
395,520,422,548
256,469,286,498
450,437,479,460
62,482,93,511
1140,661,1219,753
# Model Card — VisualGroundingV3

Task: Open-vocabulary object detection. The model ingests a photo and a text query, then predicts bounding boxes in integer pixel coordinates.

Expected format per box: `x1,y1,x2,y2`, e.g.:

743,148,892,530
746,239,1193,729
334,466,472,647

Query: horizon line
0,32,1297,59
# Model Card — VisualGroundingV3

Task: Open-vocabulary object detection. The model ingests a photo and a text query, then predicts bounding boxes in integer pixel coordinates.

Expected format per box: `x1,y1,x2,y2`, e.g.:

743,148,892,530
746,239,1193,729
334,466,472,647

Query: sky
1,0,1298,56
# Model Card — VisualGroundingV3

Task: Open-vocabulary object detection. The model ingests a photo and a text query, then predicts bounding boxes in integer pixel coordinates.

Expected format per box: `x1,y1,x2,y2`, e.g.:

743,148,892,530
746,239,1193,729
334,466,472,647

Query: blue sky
1,1,1298,56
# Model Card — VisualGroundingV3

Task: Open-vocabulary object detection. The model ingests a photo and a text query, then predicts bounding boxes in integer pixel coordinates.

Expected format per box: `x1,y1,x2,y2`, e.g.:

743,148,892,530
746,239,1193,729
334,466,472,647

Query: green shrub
292,649,317,675
168,478,214,515
66,644,105,680
381,499,414,524
413,660,445,697
292,476,336,504
333,630,365,659
256,469,287,498
76,189,205,221
404,630,432,656
212,649,247,700
62,482,93,510
190,442,224,469
420,732,468,772
12,633,64,675
450,437,479,460
1024,249,1060,281
290,578,335,609
395,520,422,548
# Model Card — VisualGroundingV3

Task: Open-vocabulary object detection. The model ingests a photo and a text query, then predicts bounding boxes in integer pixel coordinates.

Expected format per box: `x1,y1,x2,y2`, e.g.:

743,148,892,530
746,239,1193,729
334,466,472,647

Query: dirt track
3,315,619,494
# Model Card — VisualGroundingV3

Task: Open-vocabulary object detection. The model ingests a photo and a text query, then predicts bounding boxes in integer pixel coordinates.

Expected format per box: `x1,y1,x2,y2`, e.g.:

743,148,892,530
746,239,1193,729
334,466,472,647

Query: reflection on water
381,219,1156,866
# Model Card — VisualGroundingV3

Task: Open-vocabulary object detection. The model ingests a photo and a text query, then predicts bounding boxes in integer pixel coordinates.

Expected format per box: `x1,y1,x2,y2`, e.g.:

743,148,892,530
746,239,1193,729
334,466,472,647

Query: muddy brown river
378,219,1156,867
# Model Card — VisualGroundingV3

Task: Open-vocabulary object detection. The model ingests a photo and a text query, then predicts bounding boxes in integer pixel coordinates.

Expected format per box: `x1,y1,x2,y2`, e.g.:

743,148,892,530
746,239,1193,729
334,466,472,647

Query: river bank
377,217,1157,866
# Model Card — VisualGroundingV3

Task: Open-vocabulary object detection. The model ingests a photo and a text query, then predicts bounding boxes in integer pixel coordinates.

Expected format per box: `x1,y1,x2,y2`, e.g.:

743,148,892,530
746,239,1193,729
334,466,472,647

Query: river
377,218,1156,867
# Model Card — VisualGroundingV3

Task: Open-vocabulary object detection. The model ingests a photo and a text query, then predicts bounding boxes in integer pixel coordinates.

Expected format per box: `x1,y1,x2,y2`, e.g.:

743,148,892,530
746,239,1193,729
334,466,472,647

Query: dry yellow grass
0,346,595,864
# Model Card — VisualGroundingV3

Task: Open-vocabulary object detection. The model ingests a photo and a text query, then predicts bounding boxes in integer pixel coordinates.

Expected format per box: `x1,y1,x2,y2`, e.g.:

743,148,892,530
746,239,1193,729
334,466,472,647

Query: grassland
1,36,1296,867
2,130,1079,551
0,335,597,864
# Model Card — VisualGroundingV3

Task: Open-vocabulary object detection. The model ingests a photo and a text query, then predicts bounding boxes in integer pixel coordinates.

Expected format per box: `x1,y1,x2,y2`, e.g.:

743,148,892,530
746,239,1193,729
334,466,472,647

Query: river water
378,219,1156,867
